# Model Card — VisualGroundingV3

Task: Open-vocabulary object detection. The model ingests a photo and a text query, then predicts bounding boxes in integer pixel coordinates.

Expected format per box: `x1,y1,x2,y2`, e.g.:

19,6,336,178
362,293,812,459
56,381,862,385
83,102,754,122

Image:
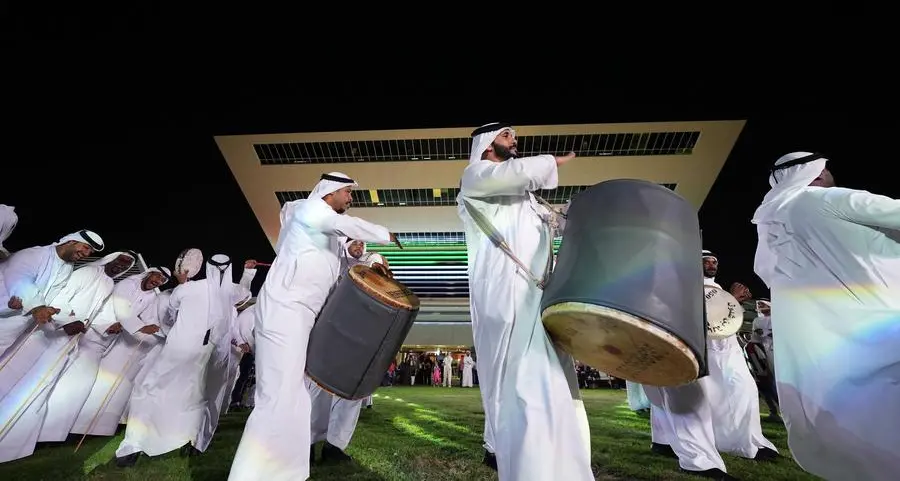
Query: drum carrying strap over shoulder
461,195,559,290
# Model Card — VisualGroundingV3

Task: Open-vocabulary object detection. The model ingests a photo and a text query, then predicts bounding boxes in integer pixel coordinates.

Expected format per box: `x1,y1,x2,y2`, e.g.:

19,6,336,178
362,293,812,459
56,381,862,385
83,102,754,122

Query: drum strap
461,196,555,289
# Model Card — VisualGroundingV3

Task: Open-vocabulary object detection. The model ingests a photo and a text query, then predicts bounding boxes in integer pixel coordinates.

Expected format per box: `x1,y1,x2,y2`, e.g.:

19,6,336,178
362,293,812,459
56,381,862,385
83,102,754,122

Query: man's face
348,240,364,259
325,186,353,214
489,130,518,160
142,271,167,291
60,241,93,262
809,167,835,188
105,255,134,277
702,256,718,278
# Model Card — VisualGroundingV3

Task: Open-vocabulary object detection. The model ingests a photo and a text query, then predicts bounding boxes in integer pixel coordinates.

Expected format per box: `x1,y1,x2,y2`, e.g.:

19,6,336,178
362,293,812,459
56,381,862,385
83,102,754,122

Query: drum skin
704,286,744,339
540,179,708,386
175,248,204,279
307,265,420,399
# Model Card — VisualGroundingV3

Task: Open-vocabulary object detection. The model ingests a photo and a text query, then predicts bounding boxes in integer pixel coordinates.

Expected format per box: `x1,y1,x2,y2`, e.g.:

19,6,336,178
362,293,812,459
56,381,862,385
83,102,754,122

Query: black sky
4,14,898,298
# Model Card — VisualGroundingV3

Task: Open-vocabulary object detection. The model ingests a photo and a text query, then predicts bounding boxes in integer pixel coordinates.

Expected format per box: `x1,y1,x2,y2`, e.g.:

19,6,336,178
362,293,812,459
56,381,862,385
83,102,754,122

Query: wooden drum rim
348,265,420,310
542,302,700,385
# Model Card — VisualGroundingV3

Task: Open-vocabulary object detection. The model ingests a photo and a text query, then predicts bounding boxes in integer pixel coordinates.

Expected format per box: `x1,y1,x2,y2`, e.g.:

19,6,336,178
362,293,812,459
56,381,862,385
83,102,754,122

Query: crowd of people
2,124,899,481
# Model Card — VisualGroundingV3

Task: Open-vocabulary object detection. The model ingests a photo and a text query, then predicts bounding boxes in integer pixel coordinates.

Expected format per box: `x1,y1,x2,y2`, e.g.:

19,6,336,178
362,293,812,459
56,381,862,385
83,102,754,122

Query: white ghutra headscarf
468,122,515,165
751,152,828,286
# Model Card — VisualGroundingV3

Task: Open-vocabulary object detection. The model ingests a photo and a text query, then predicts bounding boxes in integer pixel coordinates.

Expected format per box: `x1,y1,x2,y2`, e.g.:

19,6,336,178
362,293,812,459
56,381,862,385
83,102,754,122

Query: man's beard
492,142,516,160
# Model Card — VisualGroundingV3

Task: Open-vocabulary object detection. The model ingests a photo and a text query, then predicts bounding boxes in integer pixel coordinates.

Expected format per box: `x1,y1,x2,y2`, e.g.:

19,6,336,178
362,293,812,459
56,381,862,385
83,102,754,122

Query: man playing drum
307,239,388,465
699,252,778,461
646,251,777,480
228,172,397,481
457,122,593,481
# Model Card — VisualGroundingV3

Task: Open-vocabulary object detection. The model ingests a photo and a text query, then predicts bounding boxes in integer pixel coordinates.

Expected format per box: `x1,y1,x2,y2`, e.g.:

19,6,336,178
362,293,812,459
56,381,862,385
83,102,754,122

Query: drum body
540,179,707,387
704,286,744,339
307,265,420,399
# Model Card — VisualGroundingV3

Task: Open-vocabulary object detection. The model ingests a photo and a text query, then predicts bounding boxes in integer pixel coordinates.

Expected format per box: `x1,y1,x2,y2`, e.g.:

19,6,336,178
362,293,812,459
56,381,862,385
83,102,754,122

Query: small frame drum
704,286,744,339
175,248,203,279
540,179,708,387
307,265,420,399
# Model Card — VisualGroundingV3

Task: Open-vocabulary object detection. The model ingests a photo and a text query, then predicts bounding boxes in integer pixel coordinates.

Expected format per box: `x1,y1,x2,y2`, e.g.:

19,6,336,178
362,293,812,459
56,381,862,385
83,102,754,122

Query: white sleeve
319,213,392,244
238,268,257,290
824,187,900,231
461,155,558,198
2,248,52,312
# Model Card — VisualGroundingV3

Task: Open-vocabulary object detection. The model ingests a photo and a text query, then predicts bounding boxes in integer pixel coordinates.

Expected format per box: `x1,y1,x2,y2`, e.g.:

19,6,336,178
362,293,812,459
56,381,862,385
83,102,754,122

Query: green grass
0,387,818,480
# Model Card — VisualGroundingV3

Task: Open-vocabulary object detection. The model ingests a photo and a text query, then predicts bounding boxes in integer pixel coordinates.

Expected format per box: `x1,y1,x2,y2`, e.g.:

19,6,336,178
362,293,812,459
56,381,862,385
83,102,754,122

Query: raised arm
824,187,900,231
461,155,558,198
317,210,392,244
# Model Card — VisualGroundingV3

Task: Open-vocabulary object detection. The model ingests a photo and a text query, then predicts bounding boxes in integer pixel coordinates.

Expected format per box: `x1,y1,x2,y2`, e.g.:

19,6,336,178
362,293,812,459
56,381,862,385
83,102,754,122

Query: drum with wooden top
540,179,708,387
306,264,420,399
704,286,744,339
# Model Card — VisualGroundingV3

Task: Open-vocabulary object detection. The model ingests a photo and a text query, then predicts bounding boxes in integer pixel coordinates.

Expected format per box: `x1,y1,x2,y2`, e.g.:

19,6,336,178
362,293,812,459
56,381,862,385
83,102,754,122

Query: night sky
4,22,897,299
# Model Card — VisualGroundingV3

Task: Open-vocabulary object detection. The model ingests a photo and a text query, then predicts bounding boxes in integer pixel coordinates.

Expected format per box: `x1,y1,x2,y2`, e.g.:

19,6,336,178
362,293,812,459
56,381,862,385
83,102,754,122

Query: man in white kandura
38,251,137,442
228,301,257,411
70,266,171,436
0,231,107,463
442,352,453,387
115,254,251,466
700,251,778,461
229,172,397,481
200,260,257,447
0,230,103,356
752,151,900,480
645,251,777,481
461,350,475,388
308,239,388,465
457,122,592,480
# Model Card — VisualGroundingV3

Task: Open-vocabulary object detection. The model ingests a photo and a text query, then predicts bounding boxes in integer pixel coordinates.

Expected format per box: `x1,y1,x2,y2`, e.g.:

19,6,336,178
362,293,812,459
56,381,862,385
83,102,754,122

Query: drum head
175,248,204,279
704,286,744,339
348,265,419,310
542,302,700,387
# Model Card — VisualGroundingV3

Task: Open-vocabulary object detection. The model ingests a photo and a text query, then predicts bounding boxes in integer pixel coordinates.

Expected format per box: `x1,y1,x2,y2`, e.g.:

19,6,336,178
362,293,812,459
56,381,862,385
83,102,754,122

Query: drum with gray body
541,179,707,387
307,265,420,399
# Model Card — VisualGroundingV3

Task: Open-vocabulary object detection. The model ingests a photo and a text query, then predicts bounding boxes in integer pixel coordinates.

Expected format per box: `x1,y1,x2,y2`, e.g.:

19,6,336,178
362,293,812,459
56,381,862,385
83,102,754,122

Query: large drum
306,264,420,399
541,179,707,387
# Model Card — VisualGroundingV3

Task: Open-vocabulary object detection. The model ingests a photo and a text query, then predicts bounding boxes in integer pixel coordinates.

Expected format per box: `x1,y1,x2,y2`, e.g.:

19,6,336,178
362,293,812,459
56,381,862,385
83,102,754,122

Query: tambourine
704,286,744,339
175,248,204,279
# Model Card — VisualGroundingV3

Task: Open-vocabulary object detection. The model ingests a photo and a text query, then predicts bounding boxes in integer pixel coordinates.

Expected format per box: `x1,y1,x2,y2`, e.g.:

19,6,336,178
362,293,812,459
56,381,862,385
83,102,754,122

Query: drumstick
0,323,41,374
74,337,146,452
254,262,272,267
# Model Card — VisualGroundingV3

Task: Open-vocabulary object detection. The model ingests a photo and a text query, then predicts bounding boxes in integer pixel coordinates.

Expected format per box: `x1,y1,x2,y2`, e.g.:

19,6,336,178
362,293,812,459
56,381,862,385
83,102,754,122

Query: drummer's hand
555,151,576,166
244,259,258,270
730,282,751,302
8,296,22,310
372,263,393,279
175,269,189,285
106,322,123,334
389,233,403,250
139,324,161,335
63,321,86,336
